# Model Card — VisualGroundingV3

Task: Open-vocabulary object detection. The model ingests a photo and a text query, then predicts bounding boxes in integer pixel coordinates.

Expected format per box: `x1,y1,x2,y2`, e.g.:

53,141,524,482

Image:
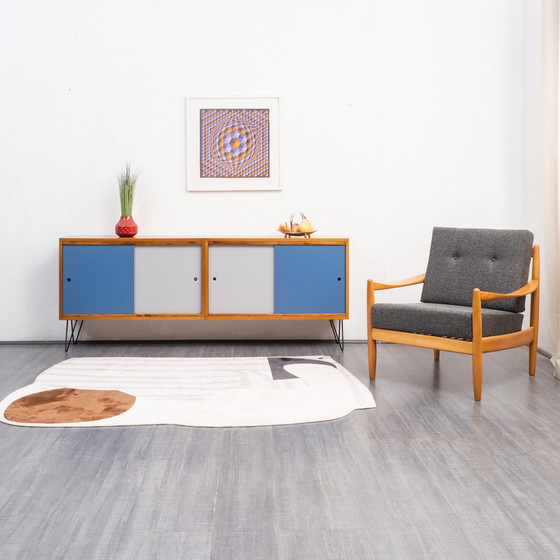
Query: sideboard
59,237,349,350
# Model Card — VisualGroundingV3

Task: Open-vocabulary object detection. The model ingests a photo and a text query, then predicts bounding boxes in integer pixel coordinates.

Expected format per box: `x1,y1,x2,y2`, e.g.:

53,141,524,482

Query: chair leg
529,340,537,376
368,338,377,380
529,247,540,376
471,289,483,400
433,349,440,361
472,350,482,401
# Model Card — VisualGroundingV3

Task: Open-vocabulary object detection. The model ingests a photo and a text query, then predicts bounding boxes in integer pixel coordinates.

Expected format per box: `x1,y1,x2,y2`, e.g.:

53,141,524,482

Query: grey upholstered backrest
420,227,534,313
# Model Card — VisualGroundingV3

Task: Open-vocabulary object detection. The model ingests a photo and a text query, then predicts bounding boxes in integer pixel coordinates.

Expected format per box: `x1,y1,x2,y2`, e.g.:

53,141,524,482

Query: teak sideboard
59,237,349,350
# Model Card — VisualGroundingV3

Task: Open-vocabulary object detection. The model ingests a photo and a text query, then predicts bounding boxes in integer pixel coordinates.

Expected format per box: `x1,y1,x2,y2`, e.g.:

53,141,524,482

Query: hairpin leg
329,319,344,351
65,320,84,352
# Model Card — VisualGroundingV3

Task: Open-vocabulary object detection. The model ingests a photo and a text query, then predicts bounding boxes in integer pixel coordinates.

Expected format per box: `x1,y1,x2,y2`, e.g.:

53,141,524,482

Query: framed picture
186,97,280,191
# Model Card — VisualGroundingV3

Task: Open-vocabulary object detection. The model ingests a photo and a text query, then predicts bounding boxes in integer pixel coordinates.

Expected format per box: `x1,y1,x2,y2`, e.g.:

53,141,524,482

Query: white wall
521,0,549,352
0,0,543,344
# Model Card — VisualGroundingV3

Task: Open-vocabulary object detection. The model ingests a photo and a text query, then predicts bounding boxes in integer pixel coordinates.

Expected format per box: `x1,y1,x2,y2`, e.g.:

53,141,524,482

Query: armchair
367,227,539,400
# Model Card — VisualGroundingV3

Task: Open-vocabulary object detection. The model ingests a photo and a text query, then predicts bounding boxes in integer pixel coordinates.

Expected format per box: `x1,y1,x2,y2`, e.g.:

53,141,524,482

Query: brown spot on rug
3,388,136,424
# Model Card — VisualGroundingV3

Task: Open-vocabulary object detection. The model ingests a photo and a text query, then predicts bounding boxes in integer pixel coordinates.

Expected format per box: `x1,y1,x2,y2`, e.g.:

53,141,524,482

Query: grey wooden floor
0,340,559,560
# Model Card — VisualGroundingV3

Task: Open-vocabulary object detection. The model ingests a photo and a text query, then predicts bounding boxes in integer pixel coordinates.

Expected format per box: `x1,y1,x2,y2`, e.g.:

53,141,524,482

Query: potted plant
115,162,139,237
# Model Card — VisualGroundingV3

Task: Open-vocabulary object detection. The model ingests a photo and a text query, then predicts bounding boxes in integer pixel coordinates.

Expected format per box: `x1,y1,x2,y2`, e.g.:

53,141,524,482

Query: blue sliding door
274,245,346,314
63,245,134,315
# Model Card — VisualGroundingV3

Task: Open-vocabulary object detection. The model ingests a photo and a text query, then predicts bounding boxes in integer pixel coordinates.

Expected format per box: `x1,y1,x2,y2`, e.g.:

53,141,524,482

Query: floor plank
0,341,559,559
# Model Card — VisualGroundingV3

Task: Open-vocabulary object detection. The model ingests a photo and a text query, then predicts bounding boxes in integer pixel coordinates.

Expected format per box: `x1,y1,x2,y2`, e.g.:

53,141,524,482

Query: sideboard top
60,236,349,246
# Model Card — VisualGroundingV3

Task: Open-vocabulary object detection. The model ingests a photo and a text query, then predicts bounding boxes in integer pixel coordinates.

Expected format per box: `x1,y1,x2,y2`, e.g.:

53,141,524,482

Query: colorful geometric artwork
186,97,279,191
200,109,270,178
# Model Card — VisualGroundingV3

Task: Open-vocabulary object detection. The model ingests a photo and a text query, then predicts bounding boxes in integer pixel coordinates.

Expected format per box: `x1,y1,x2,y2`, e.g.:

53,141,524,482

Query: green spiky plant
118,162,138,216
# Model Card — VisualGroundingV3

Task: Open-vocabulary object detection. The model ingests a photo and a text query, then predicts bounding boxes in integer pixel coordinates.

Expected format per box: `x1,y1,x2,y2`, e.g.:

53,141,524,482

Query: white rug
0,356,375,428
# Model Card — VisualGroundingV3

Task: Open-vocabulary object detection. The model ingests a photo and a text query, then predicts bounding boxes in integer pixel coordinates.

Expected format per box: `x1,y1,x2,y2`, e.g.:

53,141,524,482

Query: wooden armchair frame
367,246,540,400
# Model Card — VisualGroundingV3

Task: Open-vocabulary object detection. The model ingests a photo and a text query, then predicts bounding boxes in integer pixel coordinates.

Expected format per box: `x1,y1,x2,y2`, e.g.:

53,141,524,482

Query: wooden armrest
478,279,539,302
369,273,426,291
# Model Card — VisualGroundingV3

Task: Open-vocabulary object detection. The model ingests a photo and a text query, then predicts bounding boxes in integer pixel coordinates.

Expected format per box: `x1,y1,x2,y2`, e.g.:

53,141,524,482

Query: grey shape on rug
267,357,336,380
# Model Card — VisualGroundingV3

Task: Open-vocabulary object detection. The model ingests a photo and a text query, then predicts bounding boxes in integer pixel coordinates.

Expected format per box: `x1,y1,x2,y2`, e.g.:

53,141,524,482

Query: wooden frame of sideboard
59,237,349,349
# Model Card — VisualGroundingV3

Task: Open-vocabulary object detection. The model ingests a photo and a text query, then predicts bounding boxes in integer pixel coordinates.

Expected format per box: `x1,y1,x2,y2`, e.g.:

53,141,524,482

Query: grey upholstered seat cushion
420,227,533,313
371,302,523,341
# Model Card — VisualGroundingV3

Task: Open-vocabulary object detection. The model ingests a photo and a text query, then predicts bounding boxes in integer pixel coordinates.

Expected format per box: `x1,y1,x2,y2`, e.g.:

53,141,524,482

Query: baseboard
0,339,368,346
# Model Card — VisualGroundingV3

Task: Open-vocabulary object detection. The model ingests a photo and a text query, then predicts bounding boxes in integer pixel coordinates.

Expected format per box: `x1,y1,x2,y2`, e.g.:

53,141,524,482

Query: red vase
115,215,138,237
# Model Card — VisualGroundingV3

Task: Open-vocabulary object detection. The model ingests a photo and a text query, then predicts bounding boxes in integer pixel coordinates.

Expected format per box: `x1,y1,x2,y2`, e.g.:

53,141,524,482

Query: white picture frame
186,97,280,191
